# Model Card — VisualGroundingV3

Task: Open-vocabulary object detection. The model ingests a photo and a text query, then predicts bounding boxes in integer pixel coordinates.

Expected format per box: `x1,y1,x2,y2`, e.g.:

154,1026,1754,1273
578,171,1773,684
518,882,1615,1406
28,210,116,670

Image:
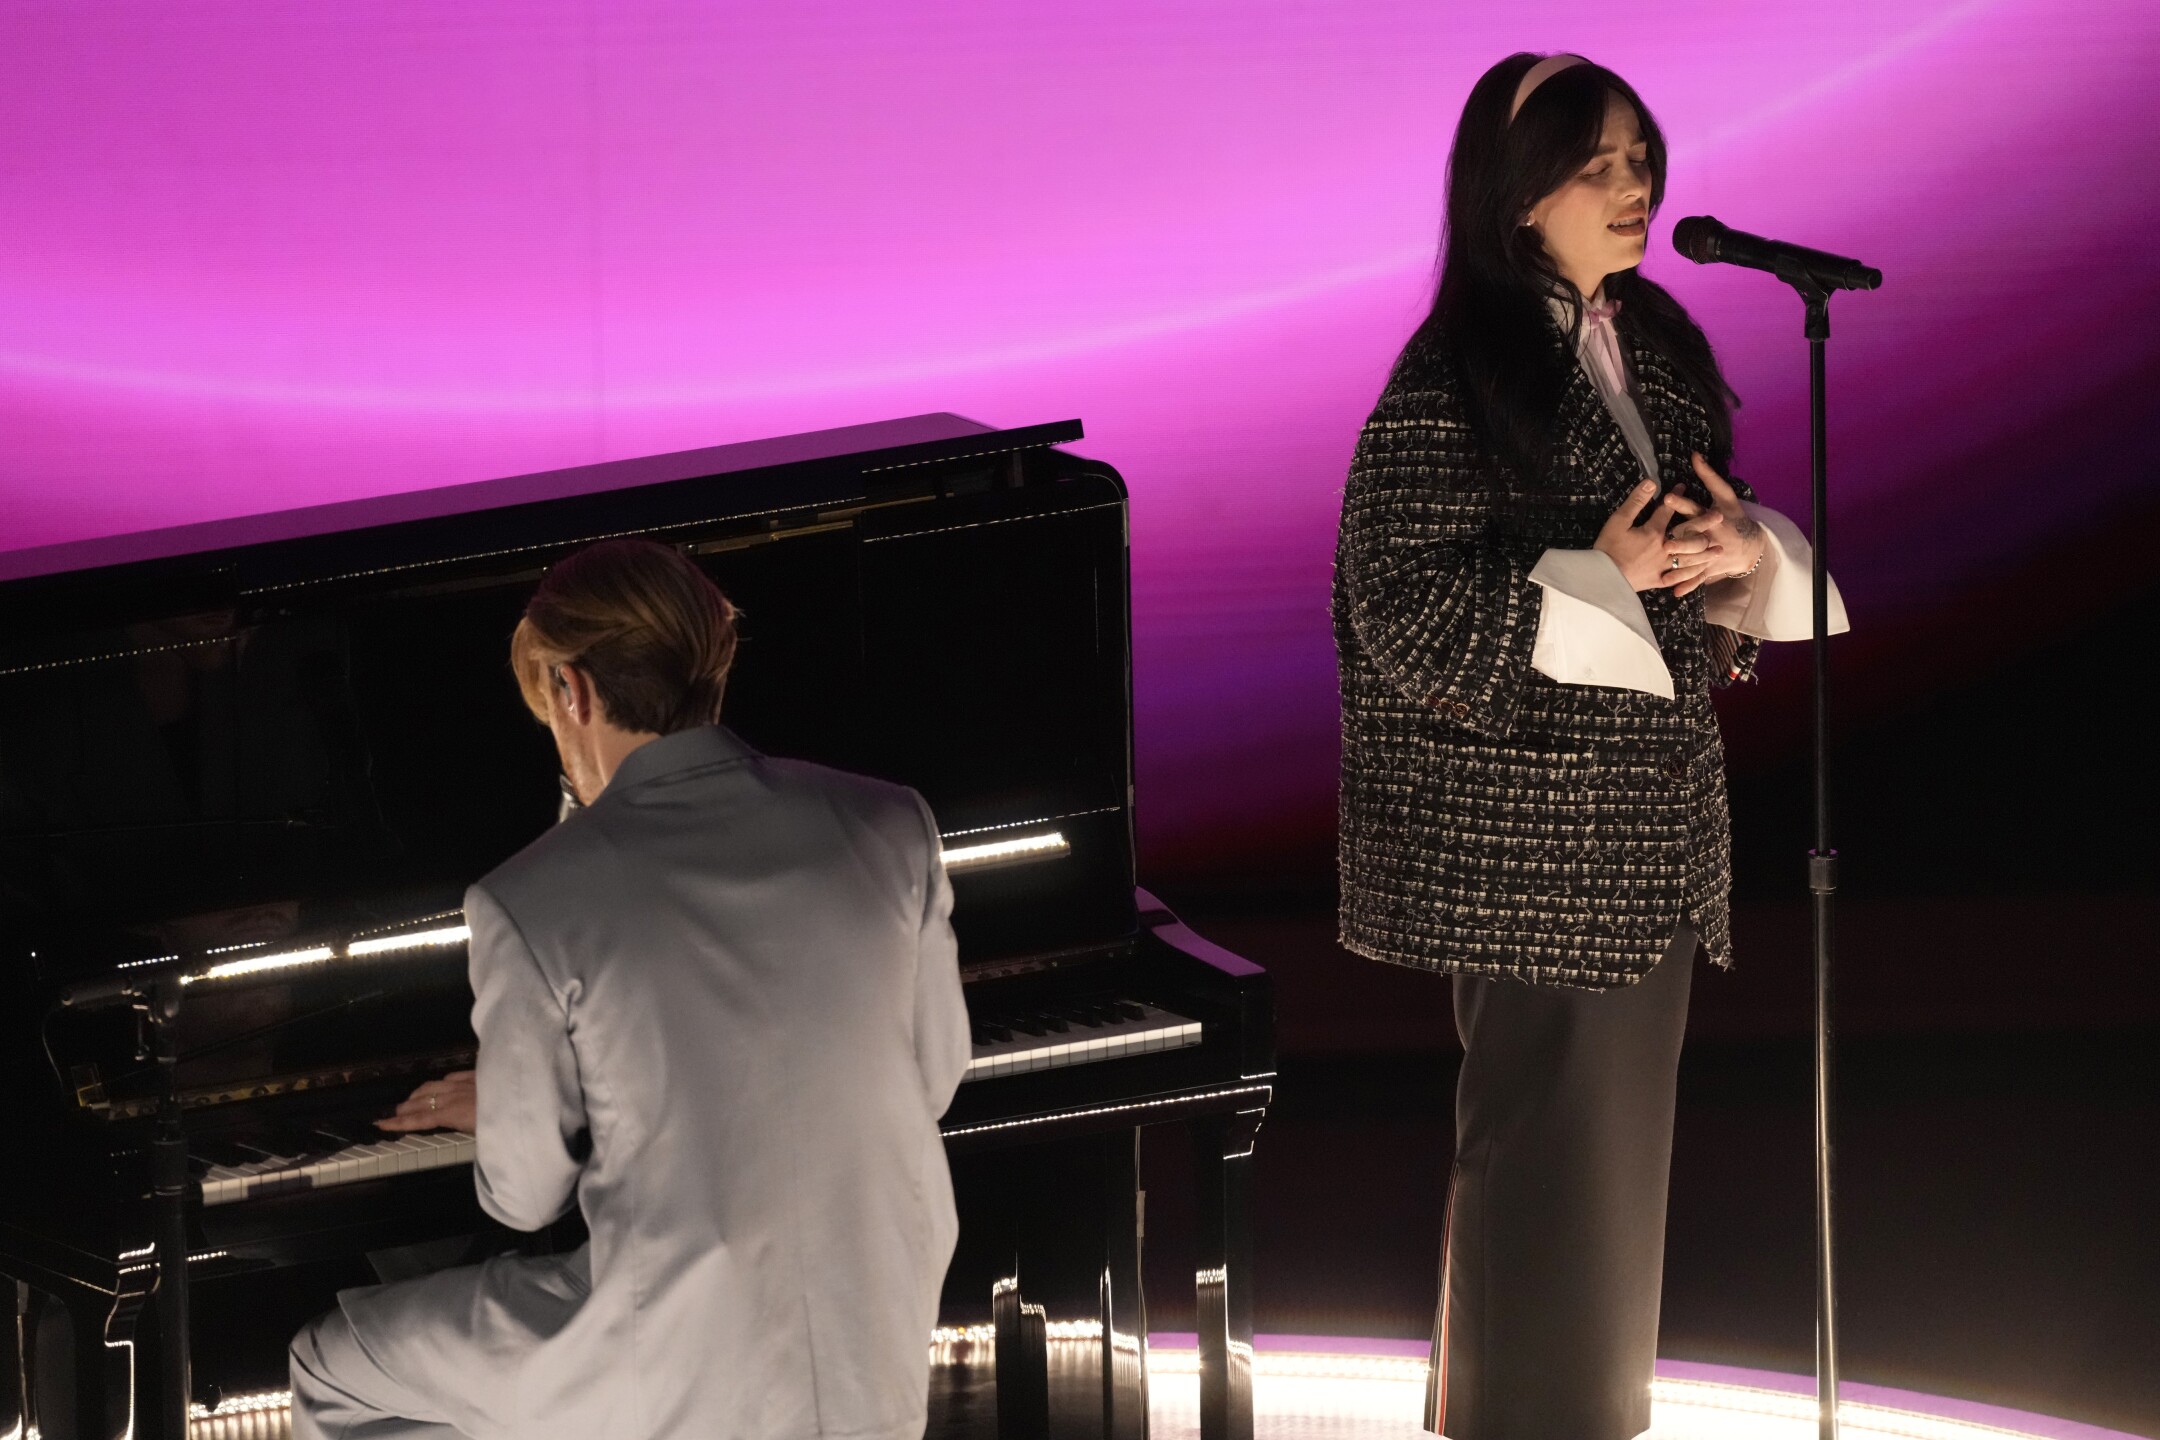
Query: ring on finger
1667,554,1682,571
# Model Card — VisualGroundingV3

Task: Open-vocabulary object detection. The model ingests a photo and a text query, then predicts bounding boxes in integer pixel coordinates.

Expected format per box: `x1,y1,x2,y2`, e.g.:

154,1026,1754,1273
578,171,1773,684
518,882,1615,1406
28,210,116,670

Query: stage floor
914,1336,2150,1440
184,1341,2148,1440
1142,902,2160,1439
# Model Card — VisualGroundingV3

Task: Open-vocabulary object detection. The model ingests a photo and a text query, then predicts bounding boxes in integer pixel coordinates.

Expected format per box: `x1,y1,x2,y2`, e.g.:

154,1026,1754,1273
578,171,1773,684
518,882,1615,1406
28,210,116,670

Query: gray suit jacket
1333,319,1760,987
343,725,969,1440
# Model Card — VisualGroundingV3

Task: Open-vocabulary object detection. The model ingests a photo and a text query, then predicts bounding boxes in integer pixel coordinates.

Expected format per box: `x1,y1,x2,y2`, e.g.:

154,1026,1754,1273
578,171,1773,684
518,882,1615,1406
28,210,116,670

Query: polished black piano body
0,417,1273,1440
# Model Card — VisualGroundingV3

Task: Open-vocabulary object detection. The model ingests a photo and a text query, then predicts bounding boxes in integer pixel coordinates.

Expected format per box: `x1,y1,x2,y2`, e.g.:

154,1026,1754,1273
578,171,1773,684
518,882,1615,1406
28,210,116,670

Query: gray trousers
288,1245,588,1440
1425,924,1697,1440
289,1305,460,1440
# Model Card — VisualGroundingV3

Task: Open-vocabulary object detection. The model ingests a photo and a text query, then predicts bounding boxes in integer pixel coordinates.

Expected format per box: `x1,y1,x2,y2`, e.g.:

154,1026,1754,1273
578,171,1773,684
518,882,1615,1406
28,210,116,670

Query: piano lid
0,416,1135,980
0,414,1047,586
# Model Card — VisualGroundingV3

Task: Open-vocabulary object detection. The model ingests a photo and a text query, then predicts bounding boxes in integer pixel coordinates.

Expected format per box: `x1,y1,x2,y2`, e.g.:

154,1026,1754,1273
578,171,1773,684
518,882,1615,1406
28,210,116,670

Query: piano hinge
689,517,857,556
71,1064,110,1112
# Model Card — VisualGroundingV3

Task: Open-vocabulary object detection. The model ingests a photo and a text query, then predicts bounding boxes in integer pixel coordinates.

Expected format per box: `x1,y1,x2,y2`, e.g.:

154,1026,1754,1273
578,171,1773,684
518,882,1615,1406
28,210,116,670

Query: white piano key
957,1001,1203,1085
197,1126,485,1207
349,1143,396,1180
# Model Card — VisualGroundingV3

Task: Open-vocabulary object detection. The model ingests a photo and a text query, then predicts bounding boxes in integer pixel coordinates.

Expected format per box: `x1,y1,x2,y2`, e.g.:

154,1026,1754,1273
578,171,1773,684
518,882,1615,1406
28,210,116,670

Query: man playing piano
287,538,973,1440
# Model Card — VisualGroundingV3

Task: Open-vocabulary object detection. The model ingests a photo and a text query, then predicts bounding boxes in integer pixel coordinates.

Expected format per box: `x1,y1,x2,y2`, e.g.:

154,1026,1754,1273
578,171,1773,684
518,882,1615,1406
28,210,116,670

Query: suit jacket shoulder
474,798,613,922
474,741,936,943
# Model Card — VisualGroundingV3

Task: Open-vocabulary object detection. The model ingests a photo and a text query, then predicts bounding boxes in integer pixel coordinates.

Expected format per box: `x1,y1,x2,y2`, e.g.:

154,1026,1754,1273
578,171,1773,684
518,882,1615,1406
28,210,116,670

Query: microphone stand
1674,212,1876,1440
1797,280,1840,1440
56,961,202,1437
145,975,194,1440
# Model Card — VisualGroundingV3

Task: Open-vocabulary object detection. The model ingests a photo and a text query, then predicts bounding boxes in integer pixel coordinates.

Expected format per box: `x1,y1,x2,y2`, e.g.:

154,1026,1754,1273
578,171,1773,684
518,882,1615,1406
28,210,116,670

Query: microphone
1671,215,1881,293
59,958,193,1010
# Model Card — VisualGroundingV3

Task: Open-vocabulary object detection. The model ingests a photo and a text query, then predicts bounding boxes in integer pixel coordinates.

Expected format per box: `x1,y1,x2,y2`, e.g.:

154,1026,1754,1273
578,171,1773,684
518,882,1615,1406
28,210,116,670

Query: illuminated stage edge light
185,1337,2148,1440
1134,1337,2148,1440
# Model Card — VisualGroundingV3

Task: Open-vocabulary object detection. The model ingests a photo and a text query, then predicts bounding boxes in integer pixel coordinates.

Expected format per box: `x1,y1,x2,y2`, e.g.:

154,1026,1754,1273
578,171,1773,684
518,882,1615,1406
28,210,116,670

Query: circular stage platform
1138,1335,2145,1440
183,1334,2147,1440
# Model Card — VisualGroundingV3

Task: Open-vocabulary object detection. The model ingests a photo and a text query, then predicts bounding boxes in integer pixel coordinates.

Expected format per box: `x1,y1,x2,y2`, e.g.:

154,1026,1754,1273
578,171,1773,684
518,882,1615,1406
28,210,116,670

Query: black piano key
310,1120,370,1148
243,1124,334,1164
1004,1015,1048,1037
1030,1014,1070,1034
230,1141,284,1164
191,1139,260,1168
263,1127,329,1161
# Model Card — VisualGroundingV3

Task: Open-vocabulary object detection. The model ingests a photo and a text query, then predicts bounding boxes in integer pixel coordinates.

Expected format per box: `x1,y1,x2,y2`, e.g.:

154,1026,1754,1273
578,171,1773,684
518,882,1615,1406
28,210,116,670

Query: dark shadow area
1131,565,2160,1435
1724,570,2160,905
1129,1031,2160,1439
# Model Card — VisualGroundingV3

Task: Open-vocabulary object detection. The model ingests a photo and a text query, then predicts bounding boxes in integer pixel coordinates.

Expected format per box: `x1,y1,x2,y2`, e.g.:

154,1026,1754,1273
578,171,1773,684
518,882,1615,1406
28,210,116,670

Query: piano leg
5,1282,26,1440
992,1273,1049,1440
1191,1110,1262,1440
1098,1129,1148,1440
24,1275,147,1440
967,1128,1146,1440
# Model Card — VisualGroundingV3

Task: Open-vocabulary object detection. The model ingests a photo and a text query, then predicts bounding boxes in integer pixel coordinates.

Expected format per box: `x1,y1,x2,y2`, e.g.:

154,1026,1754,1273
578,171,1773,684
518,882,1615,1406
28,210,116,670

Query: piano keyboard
962,1000,1201,1082
198,1130,474,1208
194,1001,1199,1206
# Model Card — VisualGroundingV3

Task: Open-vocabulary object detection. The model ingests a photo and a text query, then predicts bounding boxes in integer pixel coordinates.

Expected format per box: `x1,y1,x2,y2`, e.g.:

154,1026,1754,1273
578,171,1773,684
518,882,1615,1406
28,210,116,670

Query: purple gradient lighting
4,0,2155,874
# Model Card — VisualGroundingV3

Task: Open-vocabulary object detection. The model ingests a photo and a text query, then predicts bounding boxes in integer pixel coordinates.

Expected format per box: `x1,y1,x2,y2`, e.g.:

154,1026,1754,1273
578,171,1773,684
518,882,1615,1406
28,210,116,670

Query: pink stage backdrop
4,0,2154,878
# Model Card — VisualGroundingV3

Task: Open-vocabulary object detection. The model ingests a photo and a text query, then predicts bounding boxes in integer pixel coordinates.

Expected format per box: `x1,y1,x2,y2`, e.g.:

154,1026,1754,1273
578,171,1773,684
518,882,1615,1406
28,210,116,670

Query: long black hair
1414,52,1737,478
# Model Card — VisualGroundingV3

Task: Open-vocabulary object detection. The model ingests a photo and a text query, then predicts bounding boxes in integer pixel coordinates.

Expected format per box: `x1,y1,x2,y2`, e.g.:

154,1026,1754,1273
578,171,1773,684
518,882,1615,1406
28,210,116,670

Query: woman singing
1332,52,1844,1440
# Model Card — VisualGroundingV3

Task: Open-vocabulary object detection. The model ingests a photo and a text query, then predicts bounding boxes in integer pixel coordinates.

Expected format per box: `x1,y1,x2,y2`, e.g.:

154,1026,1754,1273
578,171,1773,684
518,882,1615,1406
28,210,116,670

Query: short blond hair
511,539,739,735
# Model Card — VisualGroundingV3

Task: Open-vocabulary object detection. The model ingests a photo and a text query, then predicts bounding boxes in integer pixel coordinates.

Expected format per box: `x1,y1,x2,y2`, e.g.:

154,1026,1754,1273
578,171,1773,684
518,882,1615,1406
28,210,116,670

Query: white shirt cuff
1702,502,1853,641
1528,548,1675,700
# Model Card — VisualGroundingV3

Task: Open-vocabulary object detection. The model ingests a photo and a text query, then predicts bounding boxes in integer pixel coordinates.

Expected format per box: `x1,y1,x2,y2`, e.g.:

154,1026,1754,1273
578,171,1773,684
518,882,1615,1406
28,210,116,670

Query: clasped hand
1594,453,1766,597
378,1068,476,1135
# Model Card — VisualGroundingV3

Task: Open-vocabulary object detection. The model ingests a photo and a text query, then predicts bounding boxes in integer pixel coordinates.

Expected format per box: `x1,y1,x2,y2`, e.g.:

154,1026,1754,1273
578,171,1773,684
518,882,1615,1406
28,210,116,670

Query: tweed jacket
1333,316,1762,988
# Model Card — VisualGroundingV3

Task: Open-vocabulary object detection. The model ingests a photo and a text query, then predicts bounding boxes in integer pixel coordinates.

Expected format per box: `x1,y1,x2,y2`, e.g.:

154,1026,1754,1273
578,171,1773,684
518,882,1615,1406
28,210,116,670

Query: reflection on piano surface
0,416,1272,1440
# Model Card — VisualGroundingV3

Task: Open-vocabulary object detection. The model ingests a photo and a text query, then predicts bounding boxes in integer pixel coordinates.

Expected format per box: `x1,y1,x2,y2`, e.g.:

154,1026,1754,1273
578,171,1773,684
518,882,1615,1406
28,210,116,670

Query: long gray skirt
1425,924,1697,1440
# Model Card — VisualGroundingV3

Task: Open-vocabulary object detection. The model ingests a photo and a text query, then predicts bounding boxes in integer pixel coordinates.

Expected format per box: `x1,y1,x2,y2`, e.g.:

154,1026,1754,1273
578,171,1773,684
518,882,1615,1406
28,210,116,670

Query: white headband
1509,53,1588,123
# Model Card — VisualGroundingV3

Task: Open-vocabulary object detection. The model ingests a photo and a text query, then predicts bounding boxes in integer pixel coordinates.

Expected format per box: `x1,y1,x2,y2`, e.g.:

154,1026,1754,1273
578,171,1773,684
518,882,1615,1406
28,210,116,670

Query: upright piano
0,417,1274,1440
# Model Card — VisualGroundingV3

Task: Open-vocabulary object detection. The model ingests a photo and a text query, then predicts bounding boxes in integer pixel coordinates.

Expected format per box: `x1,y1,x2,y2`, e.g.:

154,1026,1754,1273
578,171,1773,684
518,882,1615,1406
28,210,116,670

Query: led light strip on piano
938,828,1069,875
156,832,1066,989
